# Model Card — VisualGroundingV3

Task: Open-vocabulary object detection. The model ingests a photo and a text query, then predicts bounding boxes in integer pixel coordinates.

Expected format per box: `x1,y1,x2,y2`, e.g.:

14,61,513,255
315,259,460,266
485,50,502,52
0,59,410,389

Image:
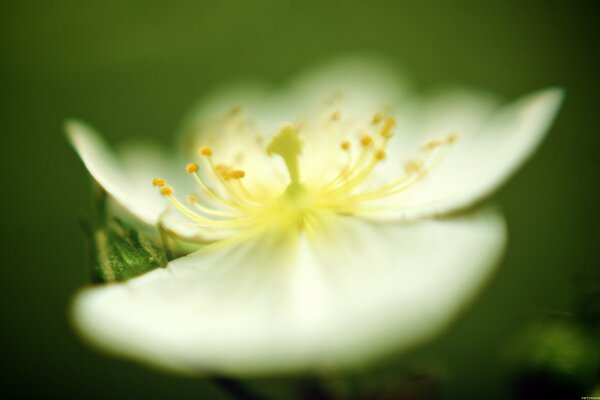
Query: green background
1,0,598,398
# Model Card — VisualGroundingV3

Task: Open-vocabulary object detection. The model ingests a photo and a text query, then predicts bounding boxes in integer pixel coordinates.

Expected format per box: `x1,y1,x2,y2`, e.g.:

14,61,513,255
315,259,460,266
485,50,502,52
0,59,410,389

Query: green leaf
81,182,169,283
91,218,168,283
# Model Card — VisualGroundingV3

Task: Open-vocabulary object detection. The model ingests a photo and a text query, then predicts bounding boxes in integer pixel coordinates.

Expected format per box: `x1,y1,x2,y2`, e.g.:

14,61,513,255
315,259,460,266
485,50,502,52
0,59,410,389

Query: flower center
152,111,457,240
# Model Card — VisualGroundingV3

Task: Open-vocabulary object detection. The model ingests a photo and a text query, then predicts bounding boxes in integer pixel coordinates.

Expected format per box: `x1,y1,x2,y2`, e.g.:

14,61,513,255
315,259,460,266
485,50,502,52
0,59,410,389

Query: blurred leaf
503,318,599,399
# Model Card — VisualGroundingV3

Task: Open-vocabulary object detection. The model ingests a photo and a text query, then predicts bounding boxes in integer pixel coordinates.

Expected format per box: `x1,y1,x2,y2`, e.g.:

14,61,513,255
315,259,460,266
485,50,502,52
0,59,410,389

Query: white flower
68,58,562,375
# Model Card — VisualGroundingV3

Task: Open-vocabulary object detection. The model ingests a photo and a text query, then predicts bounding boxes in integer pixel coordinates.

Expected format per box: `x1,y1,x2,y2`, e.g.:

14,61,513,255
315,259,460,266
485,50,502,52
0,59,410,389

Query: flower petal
371,88,563,219
67,120,165,223
67,120,226,241
72,208,505,374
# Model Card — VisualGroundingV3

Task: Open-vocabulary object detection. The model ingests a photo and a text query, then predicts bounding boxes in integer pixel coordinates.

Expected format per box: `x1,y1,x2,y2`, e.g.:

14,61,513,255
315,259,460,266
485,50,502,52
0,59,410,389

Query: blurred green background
1,0,598,398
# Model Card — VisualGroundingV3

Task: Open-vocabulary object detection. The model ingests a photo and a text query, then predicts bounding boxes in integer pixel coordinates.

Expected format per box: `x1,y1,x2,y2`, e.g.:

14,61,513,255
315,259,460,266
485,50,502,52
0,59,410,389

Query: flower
68,58,562,375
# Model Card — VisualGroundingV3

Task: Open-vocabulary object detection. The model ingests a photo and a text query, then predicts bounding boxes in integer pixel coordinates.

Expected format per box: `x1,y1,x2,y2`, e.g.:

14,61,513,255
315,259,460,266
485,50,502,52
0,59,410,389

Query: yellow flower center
153,112,457,240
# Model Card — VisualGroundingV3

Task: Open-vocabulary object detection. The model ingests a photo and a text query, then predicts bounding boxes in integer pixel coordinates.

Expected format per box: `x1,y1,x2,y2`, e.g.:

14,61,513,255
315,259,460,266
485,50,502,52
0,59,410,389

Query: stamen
320,135,373,194
234,179,263,202
160,186,173,196
404,160,422,174
339,138,449,205
225,170,246,180
323,122,395,196
360,135,373,147
333,160,425,206
319,141,354,192
187,193,241,218
157,184,253,227
321,128,455,208
187,194,198,204
185,162,241,210
152,178,166,187
421,139,443,151
380,118,396,139
186,163,199,173
155,105,458,237
372,112,383,124
214,163,230,178
198,146,213,157
204,158,254,206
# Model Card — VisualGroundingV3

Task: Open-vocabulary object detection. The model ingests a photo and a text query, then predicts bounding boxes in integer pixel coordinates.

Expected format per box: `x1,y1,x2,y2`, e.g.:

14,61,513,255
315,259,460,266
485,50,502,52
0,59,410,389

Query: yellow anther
375,150,386,161
447,133,459,143
160,186,174,196
225,170,245,180
360,135,374,147
187,194,198,204
380,118,396,138
372,112,383,124
404,161,422,174
341,141,351,151
422,139,443,150
152,178,166,187
331,111,341,121
198,146,213,157
215,164,231,177
186,163,199,173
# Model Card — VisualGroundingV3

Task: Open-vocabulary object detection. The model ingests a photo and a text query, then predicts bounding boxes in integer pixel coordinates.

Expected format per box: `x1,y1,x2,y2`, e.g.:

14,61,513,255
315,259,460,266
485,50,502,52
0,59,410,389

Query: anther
198,146,213,157
187,194,198,204
331,111,341,121
226,170,245,180
422,139,443,150
447,133,459,143
160,186,174,196
341,141,351,151
375,150,386,161
215,164,231,177
372,112,383,124
152,178,166,187
404,161,422,174
186,163,199,173
360,135,374,147
380,118,396,138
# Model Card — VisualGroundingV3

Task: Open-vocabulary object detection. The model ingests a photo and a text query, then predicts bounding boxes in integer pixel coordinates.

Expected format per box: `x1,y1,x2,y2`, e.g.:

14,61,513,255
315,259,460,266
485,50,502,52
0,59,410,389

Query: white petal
179,56,410,141
67,120,165,224
372,88,563,219
289,56,410,118
72,208,505,375
67,120,225,241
